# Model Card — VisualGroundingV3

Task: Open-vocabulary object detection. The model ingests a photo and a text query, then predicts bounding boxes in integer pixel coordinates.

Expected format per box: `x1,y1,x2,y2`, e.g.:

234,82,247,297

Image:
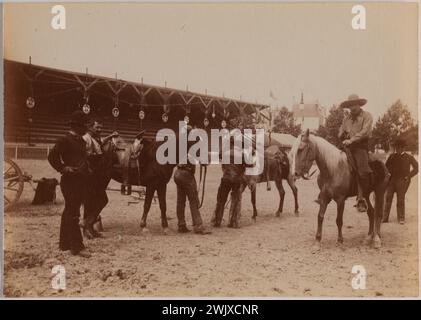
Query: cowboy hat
340,94,367,109
68,110,87,126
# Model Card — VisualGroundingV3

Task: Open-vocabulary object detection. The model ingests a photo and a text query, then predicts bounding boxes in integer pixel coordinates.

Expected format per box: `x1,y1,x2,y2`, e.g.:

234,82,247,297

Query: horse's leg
251,186,258,221
140,185,156,231
313,193,331,252
373,187,385,249
156,183,169,233
363,193,375,246
287,174,299,216
336,197,346,244
275,179,285,217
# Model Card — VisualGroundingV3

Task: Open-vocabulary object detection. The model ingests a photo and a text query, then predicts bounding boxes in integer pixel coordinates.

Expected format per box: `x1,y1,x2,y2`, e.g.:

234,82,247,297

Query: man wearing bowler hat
383,138,418,224
338,94,373,212
48,110,91,257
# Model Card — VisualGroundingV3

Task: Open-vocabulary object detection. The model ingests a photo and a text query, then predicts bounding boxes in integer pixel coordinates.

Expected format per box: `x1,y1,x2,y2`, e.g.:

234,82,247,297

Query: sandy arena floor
3,159,419,297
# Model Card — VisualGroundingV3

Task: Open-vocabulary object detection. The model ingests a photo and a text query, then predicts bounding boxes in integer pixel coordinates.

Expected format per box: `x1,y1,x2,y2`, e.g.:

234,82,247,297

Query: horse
290,129,389,250
242,144,299,219
104,135,176,233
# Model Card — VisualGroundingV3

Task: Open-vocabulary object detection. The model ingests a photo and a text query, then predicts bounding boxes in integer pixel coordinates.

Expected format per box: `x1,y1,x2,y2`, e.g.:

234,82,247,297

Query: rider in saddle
338,94,373,212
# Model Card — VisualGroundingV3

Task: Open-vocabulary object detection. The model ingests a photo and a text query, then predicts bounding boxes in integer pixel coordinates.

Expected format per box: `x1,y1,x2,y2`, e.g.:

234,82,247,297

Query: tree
371,100,415,151
316,105,345,148
272,106,301,137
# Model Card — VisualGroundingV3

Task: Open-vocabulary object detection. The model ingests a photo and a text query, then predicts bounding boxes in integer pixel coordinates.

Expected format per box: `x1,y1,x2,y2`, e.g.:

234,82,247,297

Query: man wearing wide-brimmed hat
48,110,91,258
338,94,373,212
383,138,418,224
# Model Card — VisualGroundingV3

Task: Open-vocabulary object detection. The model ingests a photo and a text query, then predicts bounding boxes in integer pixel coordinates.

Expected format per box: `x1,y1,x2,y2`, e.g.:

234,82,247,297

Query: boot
356,176,370,212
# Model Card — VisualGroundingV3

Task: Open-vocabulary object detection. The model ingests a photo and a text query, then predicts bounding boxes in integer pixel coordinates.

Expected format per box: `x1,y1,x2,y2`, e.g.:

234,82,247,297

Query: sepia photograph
1,1,419,299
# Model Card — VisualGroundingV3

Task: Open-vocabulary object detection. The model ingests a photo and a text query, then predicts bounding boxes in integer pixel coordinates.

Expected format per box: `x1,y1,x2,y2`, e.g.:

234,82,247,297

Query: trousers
383,177,411,221
59,175,86,252
213,178,242,227
174,169,204,230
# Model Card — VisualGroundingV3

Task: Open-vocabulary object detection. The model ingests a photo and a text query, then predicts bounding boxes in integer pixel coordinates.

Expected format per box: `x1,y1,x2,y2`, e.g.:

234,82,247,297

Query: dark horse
291,130,389,250
103,135,175,233
242,142,299,219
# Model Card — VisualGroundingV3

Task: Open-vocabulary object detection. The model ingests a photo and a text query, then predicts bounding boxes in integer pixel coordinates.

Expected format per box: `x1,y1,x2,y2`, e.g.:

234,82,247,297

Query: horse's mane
309,135,347,174
291,133,347,176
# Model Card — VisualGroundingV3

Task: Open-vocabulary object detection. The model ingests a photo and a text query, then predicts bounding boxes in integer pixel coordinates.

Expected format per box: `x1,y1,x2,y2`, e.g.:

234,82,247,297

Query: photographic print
2,1,419,299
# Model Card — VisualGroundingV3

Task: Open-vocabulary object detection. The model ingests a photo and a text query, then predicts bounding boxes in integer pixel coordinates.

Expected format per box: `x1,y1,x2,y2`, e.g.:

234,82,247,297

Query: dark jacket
48,132,89,176
385,152,418,180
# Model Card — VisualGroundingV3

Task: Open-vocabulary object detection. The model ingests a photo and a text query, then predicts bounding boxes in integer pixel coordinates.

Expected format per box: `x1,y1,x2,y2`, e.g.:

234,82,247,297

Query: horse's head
291,129,316,180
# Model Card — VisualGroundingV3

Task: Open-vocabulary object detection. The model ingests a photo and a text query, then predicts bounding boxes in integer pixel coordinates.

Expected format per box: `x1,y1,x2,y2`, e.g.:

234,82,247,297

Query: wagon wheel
3,159,24,211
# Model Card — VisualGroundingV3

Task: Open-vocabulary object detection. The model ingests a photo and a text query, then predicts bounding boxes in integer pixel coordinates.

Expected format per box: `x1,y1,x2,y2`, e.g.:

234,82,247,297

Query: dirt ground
3,159,419,298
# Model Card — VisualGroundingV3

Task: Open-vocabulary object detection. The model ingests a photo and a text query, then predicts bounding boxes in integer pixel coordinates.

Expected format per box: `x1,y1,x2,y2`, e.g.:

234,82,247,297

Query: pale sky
3,2,419,121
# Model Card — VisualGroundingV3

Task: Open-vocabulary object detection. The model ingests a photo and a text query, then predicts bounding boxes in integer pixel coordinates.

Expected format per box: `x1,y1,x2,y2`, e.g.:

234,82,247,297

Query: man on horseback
338,94,373,212
82,118,119,238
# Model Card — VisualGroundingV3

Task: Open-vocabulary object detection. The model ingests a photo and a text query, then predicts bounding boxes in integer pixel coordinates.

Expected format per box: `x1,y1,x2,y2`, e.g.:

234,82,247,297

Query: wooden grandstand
4,59,270,158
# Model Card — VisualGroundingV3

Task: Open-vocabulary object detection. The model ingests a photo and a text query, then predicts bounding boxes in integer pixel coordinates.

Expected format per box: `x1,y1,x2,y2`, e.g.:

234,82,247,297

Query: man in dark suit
48,110,91,257
383,138,418,224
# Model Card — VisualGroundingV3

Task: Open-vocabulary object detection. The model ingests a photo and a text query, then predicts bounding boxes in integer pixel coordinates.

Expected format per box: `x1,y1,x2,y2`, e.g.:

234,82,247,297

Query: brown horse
242,144,299,219
290,129,389,250
106,135,176,233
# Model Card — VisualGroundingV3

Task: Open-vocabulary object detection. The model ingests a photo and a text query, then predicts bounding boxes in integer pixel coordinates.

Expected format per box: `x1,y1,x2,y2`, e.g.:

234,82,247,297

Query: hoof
141,227,150,233
336,238,344,245
275,211,281,217
373,236,381,249
162,227,169,235
294,210,299,217
311,242,321,253
252,216,257,222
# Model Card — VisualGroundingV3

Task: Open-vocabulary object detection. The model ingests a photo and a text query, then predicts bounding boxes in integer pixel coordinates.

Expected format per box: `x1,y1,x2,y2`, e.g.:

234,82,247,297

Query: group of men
174,126,253,234
48,95,418,257
47,111,253,256
337,94,418,224
48,111,117,257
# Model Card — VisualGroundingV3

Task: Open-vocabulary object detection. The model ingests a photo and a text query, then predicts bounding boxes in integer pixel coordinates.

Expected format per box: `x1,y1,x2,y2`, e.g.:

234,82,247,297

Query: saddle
263,145,289,189
112,138,143,194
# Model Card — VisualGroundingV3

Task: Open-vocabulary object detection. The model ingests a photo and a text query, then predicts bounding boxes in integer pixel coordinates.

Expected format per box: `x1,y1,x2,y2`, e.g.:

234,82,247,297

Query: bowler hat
69,110,87,126
340,94,367,109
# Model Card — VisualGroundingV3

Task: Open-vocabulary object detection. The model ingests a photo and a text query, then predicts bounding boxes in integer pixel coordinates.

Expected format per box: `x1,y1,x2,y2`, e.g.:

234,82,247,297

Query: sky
3,2,419,121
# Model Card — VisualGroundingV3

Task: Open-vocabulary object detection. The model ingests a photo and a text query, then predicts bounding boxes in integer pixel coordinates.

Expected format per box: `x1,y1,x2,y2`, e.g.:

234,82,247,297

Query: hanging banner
82,103,91,114
26,97,35,109
112,107,120,118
